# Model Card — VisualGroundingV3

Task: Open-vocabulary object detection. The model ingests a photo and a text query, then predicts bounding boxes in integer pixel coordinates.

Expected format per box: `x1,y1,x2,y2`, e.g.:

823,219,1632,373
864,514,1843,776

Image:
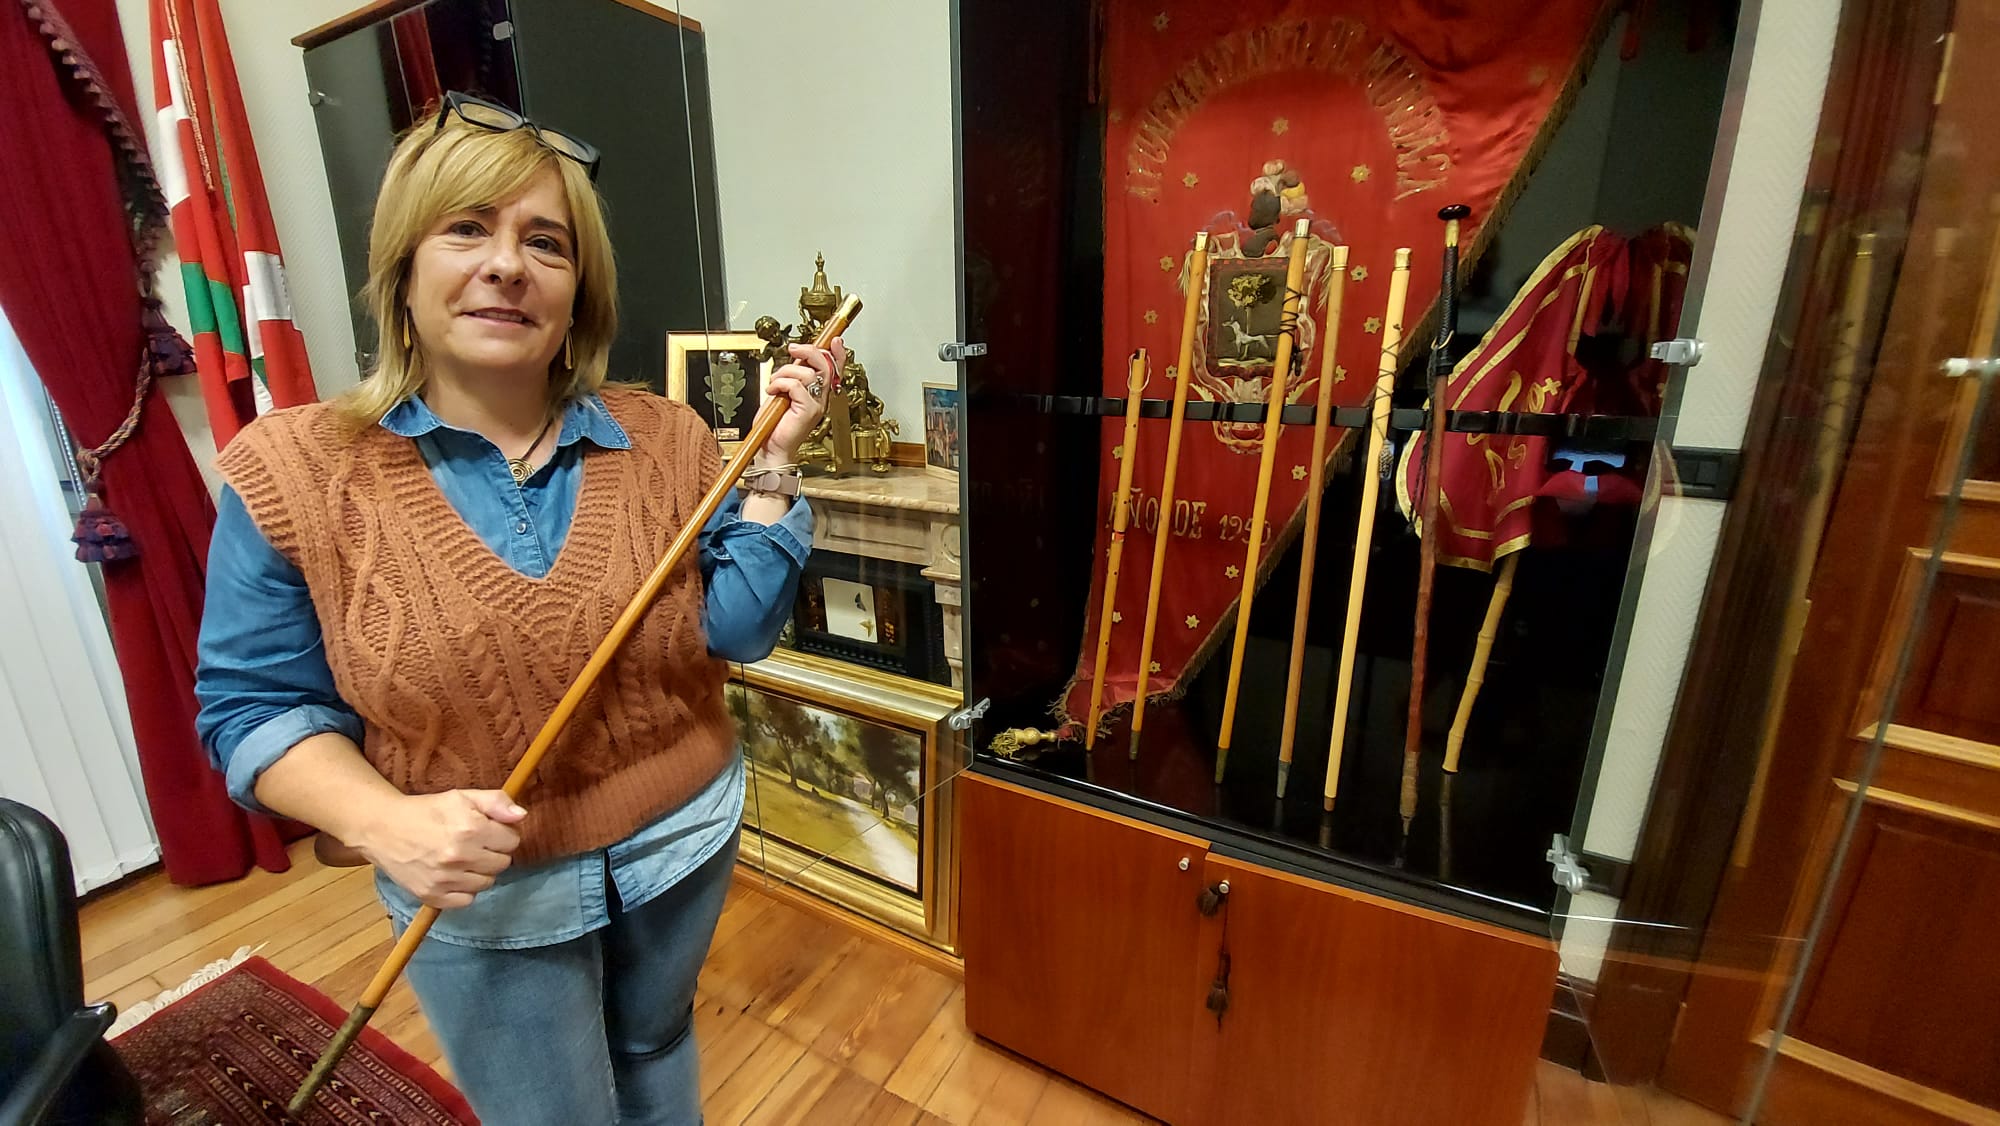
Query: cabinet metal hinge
938,342,987,362
492,20,515,40
946,697,990,731
1648,337,1705,367
1547,834,1590,895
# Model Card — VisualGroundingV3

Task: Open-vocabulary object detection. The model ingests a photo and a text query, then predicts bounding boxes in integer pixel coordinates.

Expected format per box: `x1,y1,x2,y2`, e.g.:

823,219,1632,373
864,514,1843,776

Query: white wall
663,0,960,434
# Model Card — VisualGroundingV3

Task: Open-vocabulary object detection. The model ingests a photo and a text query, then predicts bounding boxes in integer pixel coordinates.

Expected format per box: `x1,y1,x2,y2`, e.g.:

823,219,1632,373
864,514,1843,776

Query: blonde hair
339,119,617,424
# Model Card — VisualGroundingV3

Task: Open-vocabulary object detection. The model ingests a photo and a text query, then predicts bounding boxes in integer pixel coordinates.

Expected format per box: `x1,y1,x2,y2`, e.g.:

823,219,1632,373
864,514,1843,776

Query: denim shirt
195,393,810,948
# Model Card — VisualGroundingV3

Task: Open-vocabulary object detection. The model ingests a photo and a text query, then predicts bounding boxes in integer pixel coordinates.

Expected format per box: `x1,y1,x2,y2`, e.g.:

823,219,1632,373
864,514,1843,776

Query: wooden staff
1322,249,1412,813
288,297,863,1116
1398,204,1469,836
1216,219,1313,784
1443,553,1518,772
1085,350,1150,750
1275,244,1350,798
1129,232,1211,759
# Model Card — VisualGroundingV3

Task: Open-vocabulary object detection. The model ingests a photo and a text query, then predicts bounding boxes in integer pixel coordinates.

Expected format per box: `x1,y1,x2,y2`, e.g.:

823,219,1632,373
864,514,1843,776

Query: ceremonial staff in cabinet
1216,219,1312,784
1275,244,1349,798
1322,250,1412,813
1084,350,1151,749
1398,204,1469,836
1128,232,1210,759
288,298,862,1114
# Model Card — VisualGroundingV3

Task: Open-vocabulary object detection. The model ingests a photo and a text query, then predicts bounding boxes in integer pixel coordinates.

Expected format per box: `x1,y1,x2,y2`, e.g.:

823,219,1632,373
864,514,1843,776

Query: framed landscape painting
726,650,963,947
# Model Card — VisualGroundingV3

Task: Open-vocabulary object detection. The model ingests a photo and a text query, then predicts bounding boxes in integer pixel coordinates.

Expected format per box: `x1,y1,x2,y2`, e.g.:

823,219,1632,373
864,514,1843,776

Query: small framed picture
921,381,961,482
665,331,773,454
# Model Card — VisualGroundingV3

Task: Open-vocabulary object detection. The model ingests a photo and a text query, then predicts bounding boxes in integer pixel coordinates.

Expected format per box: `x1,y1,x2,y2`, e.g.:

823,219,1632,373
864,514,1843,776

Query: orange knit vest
214,388,734,863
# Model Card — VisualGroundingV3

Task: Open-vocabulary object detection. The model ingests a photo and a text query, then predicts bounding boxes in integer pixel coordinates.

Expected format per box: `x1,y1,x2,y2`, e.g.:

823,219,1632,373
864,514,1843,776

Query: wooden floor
79,838,1726,1125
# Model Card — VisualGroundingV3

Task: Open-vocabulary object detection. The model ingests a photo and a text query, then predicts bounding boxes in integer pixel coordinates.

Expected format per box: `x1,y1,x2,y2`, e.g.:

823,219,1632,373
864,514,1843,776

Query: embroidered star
1183,172,1200,188
1271,117,1290,135
1113,445,1125,460
1160,255,1176,271
1185,614,1200,629
1150,661,1162,674
1144,309,1160,324
1113,611,1124,623
1153,11,1169,31
1365,317,1382,334
1528,65,1550,87
1292,465,1307,480
1165,365,1177,379
1351,265,1369,282
1351,164,1372,183
1334,363,1349,382
1225,565,1240,580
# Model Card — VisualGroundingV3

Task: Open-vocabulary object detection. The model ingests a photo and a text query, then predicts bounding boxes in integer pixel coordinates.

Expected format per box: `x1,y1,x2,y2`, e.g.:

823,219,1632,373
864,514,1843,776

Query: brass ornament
755,252,901,476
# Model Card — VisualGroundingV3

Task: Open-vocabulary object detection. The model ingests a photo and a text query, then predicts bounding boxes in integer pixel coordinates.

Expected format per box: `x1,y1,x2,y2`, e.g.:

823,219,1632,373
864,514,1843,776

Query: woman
194,95,836,1125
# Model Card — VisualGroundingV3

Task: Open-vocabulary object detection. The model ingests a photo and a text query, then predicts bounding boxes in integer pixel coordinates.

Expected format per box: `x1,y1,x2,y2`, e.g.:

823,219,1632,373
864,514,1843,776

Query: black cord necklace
506,412,558,485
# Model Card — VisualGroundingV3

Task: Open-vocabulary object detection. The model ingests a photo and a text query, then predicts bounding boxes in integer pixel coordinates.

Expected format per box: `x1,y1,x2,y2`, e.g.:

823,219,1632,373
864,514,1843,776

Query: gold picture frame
665,331,773,455
727,649,965,950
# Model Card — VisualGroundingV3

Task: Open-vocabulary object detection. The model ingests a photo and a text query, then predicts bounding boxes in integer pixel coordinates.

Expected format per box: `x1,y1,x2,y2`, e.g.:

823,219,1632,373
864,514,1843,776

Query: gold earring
563,332,574,370
401,316,412,349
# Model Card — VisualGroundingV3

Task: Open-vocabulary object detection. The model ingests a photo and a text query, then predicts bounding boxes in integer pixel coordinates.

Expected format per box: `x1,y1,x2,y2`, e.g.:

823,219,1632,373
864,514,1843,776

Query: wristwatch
739,463,803,497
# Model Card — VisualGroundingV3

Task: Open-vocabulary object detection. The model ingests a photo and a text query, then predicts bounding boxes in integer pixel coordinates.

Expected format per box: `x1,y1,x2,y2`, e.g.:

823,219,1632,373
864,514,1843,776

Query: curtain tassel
68,322,174,564
142,296,196,378
71,491,136,563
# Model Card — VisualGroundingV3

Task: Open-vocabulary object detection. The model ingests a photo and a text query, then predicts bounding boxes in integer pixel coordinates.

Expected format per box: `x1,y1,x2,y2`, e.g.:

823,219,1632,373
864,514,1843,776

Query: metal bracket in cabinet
1546,834,1590,895
938,341,987,362
1649,337,1705,366
946,697,990,732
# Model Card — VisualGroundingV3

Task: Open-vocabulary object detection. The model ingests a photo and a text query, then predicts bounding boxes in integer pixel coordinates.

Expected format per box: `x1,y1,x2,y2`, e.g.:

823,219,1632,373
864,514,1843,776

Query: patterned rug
112,956,475,1124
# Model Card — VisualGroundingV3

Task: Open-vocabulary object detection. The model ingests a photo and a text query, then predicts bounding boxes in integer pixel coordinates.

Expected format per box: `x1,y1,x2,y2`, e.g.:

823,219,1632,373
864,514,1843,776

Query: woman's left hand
763,338,844,463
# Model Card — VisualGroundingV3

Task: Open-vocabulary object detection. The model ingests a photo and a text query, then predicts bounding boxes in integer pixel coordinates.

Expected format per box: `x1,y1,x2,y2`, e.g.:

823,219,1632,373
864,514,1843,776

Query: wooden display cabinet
961,773,1558,1125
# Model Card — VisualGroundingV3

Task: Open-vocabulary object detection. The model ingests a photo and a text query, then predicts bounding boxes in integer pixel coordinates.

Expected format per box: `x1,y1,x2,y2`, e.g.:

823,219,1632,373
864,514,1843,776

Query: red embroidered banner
1395,223,1692,569
1062,0,1608,725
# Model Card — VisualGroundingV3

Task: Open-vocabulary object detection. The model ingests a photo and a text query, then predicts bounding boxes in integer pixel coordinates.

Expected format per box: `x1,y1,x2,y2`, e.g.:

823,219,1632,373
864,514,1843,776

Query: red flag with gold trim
1062,0,1610,726
151,0,316,449
1395,226,1623,569
1394,222,1694,567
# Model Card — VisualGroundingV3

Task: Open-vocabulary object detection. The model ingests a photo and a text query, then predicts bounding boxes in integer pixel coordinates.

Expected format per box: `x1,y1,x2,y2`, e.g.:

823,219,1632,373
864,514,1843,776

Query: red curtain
0,0,293,884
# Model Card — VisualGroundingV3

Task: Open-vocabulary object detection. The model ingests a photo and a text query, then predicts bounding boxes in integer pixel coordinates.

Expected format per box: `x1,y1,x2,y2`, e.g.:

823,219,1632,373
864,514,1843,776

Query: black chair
0,798,141,1126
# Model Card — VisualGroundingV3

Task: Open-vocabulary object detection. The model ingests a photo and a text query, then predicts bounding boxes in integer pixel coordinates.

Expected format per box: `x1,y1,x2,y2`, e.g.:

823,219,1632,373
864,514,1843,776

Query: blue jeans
397,838,738,1125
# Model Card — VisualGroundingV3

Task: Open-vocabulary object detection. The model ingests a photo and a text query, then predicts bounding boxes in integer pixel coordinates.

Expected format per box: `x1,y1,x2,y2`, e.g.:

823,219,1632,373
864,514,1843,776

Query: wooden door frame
1579,0,1955,1089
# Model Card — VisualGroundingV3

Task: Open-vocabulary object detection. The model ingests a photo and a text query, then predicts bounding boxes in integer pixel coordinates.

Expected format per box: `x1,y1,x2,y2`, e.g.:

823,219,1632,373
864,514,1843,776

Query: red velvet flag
1062,0,1610,727
1395,225,1624,568
1394,222,1693,569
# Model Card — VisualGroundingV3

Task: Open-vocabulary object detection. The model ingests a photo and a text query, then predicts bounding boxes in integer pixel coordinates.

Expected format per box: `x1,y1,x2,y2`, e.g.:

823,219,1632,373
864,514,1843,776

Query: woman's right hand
355,789,527,910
